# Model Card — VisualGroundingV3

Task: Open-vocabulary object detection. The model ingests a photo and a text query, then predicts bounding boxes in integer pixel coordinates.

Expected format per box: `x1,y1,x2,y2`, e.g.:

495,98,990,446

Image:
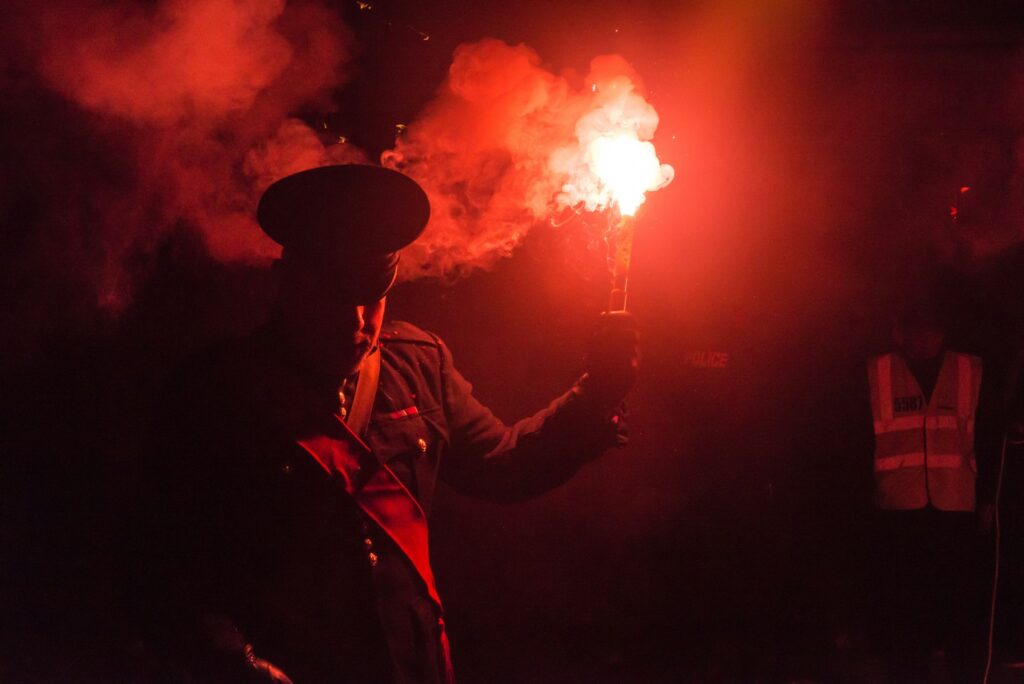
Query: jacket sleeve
435,337,627,502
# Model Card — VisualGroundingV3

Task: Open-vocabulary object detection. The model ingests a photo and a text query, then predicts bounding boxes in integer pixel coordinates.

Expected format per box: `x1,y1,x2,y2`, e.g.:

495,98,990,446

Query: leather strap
348,347,380,437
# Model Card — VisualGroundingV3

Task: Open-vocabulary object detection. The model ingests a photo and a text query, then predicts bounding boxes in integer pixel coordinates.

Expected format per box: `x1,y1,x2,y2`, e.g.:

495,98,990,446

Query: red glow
684,351,731,369
27,0,361,309
383,40,672,280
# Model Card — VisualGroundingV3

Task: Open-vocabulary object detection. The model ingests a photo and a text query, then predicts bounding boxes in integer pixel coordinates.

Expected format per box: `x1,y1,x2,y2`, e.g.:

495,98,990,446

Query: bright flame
552,61,674,217
381,45,674,281
590,136,670,215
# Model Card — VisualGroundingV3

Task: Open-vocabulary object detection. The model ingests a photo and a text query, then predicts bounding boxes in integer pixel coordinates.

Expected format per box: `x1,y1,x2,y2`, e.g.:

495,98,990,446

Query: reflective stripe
872,417,958,432
878,355,893,421
925,415,959,429
928,453,967,469
874,415,959,432
875,452,924,471
957,354,971,418
874,416,925,433
875,452,966,472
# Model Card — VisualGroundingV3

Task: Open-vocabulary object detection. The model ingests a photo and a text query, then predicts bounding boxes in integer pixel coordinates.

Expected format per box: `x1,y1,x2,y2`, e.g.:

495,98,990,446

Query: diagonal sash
295,353,441,608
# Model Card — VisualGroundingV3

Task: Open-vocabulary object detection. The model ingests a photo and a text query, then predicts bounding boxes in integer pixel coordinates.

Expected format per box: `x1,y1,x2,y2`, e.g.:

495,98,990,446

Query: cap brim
257,165,430,258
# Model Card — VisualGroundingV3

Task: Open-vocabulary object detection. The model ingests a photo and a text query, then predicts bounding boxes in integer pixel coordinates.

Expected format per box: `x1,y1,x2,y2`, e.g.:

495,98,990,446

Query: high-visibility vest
867,351,982,511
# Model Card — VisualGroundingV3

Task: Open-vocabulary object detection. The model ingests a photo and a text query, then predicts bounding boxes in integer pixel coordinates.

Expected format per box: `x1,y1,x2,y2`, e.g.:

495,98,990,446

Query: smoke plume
5,0,362,312
382,39,672,281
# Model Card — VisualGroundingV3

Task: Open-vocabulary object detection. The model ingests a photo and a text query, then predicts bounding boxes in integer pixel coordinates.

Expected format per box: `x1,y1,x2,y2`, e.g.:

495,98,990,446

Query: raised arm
437,314,636,501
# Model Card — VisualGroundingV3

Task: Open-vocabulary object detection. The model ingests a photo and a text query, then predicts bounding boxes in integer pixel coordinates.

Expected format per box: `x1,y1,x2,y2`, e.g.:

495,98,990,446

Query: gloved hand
582,310,639,409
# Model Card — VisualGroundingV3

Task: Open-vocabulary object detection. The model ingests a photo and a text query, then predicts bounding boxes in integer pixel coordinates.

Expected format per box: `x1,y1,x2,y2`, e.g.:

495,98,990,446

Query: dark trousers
873,508,985,683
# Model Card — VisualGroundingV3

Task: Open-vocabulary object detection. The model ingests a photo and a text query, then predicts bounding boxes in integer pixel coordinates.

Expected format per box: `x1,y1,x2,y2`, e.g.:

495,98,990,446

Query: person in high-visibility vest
868,318,982,513
867,301,995,683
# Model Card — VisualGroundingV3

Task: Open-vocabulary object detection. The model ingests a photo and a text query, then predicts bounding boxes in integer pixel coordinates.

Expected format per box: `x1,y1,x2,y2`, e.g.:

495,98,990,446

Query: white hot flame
551,70,674,217
589,136,670,215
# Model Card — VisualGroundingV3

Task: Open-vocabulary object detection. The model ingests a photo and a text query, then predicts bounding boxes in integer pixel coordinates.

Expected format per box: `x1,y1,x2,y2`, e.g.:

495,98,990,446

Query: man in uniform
141,165,636,683
865,300,994,682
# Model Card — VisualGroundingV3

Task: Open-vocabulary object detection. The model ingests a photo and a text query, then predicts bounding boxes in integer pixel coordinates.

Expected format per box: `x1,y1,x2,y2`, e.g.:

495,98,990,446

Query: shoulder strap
348,347,381,437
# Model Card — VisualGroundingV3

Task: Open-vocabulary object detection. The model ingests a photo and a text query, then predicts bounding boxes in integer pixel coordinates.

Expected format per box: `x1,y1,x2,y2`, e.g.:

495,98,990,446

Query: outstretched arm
438,313,636,501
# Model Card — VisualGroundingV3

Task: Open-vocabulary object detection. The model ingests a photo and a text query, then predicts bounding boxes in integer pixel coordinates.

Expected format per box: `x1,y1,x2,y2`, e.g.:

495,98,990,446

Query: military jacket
144,320,625,684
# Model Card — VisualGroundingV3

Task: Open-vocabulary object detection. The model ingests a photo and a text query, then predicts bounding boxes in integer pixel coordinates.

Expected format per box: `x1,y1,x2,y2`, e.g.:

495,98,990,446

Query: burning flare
552,62,674,218
384,42,673,281
589,136,670,215
550,61,674,310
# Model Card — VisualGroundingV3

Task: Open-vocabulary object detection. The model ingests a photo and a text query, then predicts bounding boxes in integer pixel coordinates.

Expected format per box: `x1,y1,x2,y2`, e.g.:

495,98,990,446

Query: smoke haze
382,39,672,281
3,0,362,313
6,3,1024,682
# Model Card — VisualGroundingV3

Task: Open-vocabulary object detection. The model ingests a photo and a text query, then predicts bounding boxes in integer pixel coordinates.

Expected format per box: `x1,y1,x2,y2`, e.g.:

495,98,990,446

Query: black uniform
141,319,625,683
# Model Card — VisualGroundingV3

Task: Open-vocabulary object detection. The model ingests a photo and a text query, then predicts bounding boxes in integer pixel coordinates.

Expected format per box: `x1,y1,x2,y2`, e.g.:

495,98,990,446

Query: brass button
417,438,428,454
363,537,374,551
368,551,379,567
282,463,293,475
339,406,348,419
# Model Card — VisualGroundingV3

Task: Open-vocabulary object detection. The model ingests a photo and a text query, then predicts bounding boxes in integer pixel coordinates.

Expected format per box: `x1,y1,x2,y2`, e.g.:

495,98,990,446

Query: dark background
4,0,1024,681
